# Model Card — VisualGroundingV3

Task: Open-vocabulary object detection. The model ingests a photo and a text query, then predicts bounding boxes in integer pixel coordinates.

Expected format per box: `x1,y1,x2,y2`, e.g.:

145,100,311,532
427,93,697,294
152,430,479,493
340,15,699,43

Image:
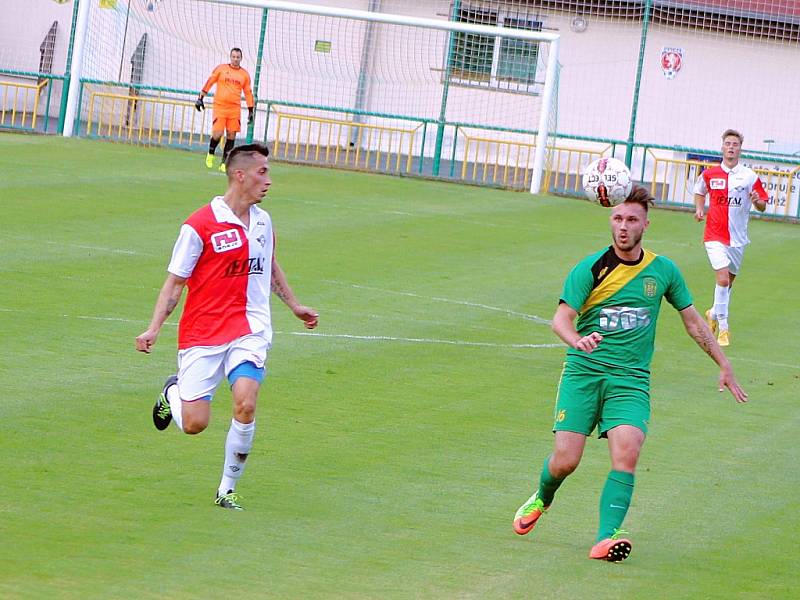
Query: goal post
64,0,561,194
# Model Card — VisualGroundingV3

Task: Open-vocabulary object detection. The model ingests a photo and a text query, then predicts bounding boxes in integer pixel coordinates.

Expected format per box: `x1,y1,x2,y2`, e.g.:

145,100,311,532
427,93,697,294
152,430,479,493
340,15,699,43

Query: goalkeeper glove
248,107,255,124
194,96,204,111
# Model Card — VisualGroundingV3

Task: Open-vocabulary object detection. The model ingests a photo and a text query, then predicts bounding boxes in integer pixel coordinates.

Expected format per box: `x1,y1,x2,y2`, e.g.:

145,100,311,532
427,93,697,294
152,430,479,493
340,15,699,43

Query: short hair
226,142,270,175
230,47,242,56
624,184,654,212
722,129,743,144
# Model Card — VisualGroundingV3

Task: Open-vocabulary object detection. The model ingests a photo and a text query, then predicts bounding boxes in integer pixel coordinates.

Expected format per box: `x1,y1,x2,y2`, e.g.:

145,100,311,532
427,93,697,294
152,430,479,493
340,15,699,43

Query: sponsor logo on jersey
643,277,657,298
211,229,243,252
709,178,726,190
598,307,651,331
715,196,742,206
224,256,265,277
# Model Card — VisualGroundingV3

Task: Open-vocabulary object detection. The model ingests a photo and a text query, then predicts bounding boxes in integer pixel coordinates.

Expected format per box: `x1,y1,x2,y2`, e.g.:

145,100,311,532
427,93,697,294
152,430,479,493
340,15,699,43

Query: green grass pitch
1,132,798,599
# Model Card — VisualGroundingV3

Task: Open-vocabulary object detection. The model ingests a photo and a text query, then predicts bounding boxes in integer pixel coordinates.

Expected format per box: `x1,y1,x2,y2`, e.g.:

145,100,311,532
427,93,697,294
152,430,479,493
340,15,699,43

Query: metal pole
432,0,460,177
57,0,82,134
248,7,269,143
62,0,92,137
624,0,652,167
117,1,131,81
530,38,559,194
206,0,558,42
350,0,381,147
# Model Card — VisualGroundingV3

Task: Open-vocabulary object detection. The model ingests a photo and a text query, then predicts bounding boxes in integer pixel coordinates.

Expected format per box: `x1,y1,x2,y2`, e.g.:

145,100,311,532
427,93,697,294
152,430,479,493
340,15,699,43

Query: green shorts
553,359,650,437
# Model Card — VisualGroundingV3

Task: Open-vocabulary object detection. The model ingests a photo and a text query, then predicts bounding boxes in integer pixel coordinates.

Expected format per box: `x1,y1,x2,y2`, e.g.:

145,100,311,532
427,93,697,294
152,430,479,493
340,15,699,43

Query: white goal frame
64,0,560,194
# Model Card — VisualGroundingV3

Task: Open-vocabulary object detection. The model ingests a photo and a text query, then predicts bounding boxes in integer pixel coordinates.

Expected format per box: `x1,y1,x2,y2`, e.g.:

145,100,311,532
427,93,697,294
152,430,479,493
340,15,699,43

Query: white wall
0,0,74,118
0,0,73,75
3,0,800,159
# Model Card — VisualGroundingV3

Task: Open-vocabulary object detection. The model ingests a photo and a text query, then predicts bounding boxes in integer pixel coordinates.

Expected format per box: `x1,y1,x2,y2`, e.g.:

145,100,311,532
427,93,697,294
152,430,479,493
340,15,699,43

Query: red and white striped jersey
693,163,767,247
168,196,274,350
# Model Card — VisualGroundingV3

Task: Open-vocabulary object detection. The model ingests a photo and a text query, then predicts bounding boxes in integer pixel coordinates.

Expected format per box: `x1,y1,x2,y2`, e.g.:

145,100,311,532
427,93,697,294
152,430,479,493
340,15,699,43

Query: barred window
448,4,544,94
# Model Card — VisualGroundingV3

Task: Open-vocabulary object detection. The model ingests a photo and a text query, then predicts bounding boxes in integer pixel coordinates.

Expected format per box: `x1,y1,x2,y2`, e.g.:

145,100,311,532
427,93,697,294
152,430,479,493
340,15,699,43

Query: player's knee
612,448,641,472
549,453,581,478
234,400,256,423
182,415,208,435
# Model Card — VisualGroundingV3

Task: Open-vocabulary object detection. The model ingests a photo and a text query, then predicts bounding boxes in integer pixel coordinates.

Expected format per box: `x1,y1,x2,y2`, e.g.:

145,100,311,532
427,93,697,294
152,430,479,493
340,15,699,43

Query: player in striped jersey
693,129,768,346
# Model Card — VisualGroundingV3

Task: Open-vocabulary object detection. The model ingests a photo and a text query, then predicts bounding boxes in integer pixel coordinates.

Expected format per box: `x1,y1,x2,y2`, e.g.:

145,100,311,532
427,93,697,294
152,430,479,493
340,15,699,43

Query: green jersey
560,246,693,373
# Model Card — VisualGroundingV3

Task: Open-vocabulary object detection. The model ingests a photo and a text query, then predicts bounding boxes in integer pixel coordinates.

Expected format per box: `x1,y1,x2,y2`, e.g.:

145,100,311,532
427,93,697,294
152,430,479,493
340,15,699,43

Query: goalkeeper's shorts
212,113,242,135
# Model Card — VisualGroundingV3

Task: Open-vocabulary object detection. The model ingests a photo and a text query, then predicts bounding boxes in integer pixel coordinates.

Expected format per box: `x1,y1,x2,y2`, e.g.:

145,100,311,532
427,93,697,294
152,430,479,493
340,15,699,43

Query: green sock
537,455,565,505
596,470,635,542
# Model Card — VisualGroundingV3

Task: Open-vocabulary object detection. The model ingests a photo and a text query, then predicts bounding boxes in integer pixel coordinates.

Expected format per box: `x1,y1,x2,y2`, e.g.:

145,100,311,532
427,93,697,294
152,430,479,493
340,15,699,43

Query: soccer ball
582,157,633,207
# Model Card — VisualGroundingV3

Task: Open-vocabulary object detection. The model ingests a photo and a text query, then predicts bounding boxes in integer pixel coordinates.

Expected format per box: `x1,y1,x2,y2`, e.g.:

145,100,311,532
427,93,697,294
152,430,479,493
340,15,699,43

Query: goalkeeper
195,48,255,173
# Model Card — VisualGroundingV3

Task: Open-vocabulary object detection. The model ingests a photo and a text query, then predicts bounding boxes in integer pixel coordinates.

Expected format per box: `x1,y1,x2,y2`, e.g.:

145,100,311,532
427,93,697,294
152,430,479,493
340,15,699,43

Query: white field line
3,307,795,366
285,331,562,349
0,308,558,350
4,236,150,256
324,280,552,325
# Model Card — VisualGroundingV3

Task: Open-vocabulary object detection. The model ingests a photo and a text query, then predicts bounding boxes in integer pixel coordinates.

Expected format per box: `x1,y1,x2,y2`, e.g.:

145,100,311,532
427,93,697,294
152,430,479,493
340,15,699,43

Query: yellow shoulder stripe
580,250,657,313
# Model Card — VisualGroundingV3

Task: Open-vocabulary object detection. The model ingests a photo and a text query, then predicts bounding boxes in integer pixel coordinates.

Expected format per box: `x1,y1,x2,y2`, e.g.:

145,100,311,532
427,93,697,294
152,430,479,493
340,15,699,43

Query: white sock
166,383,183,432
714,284,730,331
218,419,255,496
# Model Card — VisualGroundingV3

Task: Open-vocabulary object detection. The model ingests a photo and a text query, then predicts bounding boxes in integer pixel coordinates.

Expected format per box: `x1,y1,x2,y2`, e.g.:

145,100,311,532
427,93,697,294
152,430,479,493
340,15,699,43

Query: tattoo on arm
165,297,178,317
271,273,291,304
690,324,716,358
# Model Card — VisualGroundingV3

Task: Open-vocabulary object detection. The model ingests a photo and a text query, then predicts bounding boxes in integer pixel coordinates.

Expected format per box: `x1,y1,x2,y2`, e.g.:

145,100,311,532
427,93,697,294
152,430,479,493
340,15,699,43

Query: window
447,4,544,94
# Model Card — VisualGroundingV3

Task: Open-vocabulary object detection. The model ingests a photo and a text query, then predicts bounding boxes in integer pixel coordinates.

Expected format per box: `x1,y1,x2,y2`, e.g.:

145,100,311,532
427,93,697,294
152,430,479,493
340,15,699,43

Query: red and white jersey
693,162,767,247
168,196,274,350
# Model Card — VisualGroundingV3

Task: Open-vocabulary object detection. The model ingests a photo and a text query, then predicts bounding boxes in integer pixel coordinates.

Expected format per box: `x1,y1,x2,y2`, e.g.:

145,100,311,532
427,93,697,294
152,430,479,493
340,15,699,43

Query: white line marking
74,314,162,324
284,331,562,349
324,280,552,325
4,236,148,256
5,307,794,366
0,308,557,349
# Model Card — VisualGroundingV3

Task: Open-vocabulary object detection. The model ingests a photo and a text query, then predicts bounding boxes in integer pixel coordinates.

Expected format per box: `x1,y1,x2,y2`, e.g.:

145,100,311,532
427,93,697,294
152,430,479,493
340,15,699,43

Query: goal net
69,0,561,192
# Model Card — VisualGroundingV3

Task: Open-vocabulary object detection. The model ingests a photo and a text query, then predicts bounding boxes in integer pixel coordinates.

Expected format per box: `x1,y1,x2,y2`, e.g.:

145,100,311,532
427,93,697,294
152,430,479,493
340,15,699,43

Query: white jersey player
693,129,767,346
135,143,318,510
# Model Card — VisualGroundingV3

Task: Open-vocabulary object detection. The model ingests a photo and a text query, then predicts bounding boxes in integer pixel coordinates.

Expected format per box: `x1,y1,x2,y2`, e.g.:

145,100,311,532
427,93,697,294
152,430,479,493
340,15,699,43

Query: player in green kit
512,185,748,562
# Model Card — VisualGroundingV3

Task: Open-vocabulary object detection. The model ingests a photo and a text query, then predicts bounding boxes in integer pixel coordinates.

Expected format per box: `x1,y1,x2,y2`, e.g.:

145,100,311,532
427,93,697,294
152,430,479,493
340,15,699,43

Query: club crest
661,47,683,80
643,277,657,298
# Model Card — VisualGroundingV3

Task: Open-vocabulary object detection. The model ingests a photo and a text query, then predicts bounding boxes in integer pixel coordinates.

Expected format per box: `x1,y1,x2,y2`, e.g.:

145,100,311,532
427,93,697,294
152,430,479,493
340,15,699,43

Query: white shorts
704,241,745,275
176,332,270,401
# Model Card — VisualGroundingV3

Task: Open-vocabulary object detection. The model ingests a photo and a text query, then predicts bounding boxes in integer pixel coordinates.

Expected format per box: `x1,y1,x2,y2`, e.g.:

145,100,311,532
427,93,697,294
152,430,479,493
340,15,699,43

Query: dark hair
230,47,242,55
722,128,743,144
225,142,270,175
624,184,654,212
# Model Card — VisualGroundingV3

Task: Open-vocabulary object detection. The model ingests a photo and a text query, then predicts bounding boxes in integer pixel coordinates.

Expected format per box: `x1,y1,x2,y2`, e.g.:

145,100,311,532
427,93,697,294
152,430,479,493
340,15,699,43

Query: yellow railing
0,79,47,129
543,143,610,195
461,132,537,188
272,109,420,173
460,129,609,192
86,91,207,147
647,149,798,218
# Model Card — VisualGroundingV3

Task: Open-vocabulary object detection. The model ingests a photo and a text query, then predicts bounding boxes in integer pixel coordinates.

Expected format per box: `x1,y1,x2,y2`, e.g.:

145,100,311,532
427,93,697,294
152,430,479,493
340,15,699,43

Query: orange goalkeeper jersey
202,64,254,117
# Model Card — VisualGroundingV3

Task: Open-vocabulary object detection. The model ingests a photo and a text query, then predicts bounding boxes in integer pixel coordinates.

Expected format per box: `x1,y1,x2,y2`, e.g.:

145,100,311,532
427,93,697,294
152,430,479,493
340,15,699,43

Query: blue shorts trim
228,361,265,386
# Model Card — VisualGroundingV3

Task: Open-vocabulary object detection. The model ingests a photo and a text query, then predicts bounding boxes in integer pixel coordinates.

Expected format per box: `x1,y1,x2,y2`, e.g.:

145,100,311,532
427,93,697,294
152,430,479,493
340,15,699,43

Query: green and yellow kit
553,246,693,437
